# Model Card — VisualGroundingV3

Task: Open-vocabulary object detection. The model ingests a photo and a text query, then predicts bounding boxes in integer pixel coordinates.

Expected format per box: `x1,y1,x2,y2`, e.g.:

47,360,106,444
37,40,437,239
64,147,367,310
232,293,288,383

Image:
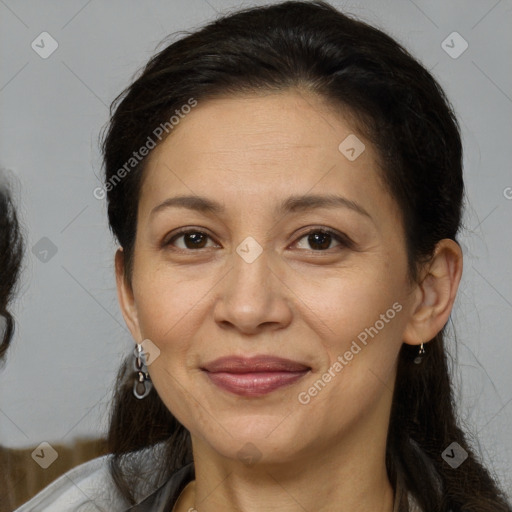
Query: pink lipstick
201,355,311,397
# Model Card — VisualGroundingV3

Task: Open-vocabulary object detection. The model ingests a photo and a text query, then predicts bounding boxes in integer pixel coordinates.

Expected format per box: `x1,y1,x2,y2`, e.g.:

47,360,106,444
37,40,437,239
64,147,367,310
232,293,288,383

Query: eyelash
163,227,353,253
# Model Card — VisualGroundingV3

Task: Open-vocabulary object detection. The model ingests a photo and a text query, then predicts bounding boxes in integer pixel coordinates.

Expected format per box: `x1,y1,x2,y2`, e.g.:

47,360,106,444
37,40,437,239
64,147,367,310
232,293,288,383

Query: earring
133,342,153,399
414,342,426,364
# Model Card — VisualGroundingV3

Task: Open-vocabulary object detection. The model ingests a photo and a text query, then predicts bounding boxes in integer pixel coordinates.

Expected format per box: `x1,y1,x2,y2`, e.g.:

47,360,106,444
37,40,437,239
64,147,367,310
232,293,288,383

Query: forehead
138,90,395,223
149,91,348,171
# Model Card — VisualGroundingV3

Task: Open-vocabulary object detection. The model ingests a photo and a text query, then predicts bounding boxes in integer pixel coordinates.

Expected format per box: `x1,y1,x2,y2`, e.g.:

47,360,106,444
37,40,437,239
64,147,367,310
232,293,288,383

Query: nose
213,241,293,335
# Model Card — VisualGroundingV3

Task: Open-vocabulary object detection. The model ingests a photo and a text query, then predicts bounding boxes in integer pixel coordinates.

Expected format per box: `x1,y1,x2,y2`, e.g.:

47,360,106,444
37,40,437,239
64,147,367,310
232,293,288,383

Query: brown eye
294,229,350,251
165,230,216,250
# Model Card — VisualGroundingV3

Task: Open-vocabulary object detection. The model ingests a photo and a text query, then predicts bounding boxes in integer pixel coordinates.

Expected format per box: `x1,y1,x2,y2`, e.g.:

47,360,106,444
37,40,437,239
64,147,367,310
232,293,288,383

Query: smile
201,355,311,397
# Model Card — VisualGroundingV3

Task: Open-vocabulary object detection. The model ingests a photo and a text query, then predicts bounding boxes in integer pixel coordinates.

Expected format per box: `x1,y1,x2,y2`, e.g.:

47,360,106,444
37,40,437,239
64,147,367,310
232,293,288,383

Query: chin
206,418,310,462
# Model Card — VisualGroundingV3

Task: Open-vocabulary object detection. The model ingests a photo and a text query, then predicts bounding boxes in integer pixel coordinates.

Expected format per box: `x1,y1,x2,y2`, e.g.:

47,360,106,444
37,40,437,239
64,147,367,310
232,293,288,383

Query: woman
14,1,511,511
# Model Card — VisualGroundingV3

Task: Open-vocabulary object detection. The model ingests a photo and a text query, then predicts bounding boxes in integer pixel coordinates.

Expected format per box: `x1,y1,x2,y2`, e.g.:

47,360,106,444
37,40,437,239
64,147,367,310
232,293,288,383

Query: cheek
133,265,208,342
294,260,406,344
131,270,206,424
295,265,408,411
298,278,405,421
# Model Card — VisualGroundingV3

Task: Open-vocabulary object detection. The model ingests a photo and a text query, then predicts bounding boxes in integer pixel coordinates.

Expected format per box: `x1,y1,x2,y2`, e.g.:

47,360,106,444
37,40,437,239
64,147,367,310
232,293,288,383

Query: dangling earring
414,342,426,364
133,342,152,399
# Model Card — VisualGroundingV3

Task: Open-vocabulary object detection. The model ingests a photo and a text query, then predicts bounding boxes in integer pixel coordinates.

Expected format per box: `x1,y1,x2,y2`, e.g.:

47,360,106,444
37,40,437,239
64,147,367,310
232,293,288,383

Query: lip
201,355,311,397
201,355,311,373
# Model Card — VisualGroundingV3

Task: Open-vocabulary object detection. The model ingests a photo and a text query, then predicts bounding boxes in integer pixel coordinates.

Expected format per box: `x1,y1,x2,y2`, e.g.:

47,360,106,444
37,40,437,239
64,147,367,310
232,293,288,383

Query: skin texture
116,89,463,512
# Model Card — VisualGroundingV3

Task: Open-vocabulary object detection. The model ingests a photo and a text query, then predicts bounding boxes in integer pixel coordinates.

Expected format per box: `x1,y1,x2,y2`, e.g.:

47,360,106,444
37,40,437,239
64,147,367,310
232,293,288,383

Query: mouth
201,355,311,397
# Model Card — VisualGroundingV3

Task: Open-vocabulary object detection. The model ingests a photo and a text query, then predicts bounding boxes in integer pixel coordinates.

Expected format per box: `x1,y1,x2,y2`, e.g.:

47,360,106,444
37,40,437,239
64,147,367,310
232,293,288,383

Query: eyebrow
150,193,372,220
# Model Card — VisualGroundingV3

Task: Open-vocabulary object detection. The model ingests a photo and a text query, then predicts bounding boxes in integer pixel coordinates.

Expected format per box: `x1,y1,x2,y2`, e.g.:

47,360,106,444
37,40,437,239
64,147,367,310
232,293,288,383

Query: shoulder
13,454,130,512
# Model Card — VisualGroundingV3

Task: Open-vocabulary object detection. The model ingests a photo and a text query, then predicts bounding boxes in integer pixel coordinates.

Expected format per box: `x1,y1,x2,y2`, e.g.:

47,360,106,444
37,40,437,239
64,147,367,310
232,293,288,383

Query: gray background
1,0,511,498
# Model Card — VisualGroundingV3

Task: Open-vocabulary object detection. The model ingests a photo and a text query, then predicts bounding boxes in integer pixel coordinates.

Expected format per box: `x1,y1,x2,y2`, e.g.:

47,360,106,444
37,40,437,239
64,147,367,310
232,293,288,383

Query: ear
402,239,463,346
115,248,142,342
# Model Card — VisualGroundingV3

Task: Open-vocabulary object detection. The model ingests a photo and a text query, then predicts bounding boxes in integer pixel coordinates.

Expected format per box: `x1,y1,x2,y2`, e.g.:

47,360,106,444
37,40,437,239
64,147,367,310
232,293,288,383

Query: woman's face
119,90,419,464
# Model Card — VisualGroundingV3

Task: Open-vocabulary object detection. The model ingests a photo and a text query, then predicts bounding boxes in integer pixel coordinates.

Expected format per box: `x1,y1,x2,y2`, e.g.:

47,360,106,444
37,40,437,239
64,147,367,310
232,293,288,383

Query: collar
125,462,195,512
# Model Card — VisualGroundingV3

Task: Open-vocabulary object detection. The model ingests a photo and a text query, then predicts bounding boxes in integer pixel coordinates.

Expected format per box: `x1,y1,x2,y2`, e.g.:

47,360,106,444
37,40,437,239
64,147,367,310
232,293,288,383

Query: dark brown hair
101,2,511,510
0,173,24,364
0,174,24,512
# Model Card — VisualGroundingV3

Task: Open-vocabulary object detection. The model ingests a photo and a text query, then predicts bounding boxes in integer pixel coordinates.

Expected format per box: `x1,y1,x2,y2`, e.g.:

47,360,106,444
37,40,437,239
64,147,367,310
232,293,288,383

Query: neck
179,425,395,512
